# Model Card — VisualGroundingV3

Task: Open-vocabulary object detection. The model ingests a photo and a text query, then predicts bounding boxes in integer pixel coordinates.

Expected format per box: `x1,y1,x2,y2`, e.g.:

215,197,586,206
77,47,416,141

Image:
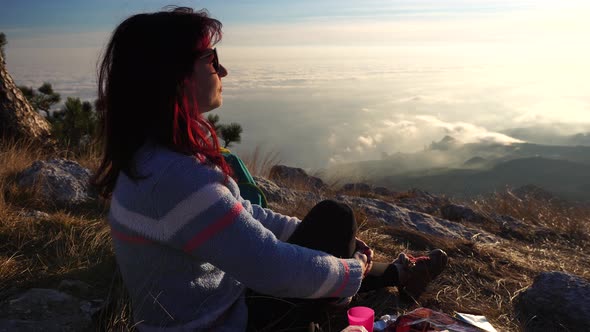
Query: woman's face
192,48,228,113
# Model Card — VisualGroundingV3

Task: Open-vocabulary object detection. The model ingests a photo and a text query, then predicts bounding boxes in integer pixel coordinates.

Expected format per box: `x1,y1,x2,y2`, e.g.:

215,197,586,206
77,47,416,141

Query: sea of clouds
6,44,590,169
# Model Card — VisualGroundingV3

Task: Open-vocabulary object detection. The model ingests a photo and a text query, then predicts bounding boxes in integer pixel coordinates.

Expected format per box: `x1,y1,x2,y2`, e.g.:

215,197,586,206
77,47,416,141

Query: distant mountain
324,137,590,183
374,157,590,201
463,156,487,167
430,135,461,150
568,133,590,146
323,135,590,201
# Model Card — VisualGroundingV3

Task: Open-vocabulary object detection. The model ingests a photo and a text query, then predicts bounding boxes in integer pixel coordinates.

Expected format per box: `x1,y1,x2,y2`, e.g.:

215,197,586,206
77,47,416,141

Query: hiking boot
397,249,448,299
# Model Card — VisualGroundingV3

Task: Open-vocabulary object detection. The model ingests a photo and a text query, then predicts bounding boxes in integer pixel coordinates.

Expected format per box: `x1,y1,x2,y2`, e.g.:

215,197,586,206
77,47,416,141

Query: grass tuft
239,145,282,178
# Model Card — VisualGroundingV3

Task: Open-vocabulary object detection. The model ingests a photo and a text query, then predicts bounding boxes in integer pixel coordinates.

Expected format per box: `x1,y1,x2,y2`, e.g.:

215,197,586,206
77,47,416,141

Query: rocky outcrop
17,159,97,206
337,195,497,243
341,182,373,193
269,165,326,191
395,189,451,214
254,175,322,208
0,52,52,142
256,175,496,242
514,272,590,331
0,288,103,332
373,186,395,196
440,204,489,223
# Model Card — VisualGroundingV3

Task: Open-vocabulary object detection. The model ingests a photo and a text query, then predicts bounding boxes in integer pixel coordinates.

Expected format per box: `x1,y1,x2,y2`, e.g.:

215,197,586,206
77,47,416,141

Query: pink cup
347,306,375,332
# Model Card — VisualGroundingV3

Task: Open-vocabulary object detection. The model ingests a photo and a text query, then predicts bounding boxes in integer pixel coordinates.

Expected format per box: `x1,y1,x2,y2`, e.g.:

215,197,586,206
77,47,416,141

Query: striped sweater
108,142,364,331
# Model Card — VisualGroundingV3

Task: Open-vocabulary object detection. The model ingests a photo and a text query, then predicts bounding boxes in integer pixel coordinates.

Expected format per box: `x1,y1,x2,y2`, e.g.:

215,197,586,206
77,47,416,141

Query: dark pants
246,200,359,331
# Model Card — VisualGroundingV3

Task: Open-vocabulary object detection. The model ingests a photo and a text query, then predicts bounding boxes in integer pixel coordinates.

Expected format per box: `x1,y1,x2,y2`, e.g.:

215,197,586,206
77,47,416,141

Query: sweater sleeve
150,157,363,299
238,197,301,241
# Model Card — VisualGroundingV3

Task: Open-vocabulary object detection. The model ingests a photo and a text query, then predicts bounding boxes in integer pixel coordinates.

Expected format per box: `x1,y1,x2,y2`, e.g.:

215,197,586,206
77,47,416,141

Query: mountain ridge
324,138,590,202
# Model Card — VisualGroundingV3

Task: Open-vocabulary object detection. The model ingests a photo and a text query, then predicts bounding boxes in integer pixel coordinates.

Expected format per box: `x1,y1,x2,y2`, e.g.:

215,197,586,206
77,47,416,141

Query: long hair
92,7,231,198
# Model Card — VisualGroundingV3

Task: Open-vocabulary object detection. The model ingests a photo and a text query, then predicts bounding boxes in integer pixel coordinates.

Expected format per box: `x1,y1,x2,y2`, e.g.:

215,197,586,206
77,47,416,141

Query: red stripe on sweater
183,202,243,253
110,227,151,244
328,259,350,298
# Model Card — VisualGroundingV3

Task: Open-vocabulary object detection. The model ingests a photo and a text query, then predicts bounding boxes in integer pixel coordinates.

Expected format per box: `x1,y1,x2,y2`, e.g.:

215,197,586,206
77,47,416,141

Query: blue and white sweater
108,143,364,331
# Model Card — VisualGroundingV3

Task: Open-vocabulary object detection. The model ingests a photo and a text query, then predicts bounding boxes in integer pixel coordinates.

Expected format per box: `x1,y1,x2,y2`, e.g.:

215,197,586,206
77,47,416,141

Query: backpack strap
221,148,268,208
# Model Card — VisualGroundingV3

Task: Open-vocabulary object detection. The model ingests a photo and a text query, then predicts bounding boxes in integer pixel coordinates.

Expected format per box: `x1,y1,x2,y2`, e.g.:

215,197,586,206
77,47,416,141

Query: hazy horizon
2,0,590,169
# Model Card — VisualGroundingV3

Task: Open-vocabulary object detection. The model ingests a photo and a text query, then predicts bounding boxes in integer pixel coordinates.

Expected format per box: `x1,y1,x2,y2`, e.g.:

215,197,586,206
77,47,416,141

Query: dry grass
0,140,132,330
469,190,590,246
240,145,282,178
1,140,589,331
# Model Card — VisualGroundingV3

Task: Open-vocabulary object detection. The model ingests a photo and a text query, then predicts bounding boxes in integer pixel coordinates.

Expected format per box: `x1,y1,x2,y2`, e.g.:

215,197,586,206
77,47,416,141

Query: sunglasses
199,48,220,73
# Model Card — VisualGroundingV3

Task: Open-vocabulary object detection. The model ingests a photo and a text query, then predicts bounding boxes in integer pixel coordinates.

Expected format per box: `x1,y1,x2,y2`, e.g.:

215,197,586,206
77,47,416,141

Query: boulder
17,159,97,206
440,204,488,223
336,195,497,243
57,280,93,298
253,176,294,203
0,288,102,331
269,165,326,191
514,272,590,331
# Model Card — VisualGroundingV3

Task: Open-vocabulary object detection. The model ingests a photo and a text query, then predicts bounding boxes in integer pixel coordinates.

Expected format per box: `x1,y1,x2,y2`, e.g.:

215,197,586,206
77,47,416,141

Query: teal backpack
220,147,268,208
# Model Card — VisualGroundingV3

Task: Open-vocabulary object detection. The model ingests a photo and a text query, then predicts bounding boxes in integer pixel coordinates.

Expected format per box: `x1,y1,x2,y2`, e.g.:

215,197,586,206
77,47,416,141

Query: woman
92,7,447,331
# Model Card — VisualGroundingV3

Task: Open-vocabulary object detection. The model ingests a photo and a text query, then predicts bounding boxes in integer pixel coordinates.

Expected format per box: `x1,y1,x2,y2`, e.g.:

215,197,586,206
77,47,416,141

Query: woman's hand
353,251,369,278
355,238,373,277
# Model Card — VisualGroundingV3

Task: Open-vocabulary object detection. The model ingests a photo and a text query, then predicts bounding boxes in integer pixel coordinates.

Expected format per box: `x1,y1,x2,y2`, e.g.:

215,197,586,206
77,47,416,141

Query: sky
2,0,590,169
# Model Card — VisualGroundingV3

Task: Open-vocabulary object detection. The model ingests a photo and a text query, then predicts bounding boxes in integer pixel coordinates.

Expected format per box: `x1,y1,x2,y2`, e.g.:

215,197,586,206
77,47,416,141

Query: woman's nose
218,64,228,78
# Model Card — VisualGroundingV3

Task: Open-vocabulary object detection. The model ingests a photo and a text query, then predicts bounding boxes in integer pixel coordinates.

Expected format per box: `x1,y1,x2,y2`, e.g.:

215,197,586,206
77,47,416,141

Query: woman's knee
305,200,356,230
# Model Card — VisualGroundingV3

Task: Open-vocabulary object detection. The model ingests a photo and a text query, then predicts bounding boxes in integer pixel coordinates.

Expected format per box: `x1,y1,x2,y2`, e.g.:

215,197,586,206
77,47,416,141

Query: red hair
172,78,232,176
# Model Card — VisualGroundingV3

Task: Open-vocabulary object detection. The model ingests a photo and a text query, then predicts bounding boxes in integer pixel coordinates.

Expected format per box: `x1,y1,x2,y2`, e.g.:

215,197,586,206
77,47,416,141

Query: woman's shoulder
137,142,225,188
136,141,190,166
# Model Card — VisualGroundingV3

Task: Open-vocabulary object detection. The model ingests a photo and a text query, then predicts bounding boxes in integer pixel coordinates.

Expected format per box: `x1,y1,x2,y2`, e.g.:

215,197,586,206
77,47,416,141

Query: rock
492,214,554,241
337,195,497,243
6,289,79,315
253,176,292,203
341,183,373,193
373,186,394,196
254,175,322,207
395,189,451,214
0,288,100,331
17,159,97,206
17,209,50,219
269,165,326,191
440,204,488,223
0,51,53,143
514,272,590,331
57,280,92,298
492,214,527,240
